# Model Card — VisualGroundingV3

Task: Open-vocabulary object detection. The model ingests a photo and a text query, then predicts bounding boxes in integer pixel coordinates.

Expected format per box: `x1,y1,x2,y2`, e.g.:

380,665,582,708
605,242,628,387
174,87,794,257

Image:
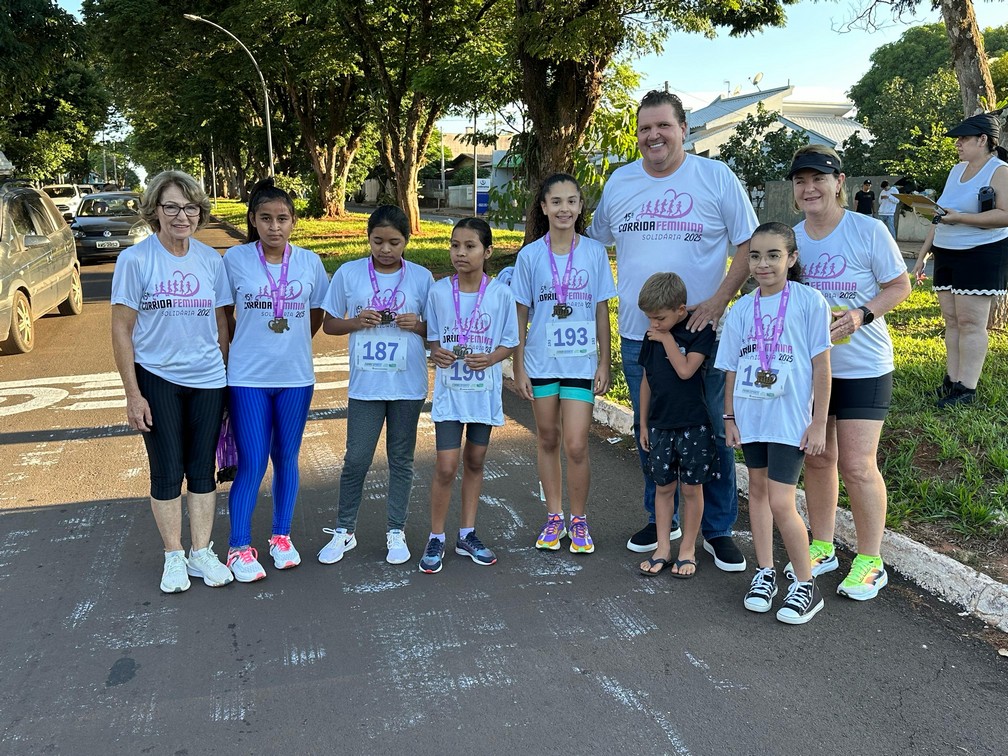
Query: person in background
878,181,900,240
110,170,234,594
911,113,1008,408
853,180,875,216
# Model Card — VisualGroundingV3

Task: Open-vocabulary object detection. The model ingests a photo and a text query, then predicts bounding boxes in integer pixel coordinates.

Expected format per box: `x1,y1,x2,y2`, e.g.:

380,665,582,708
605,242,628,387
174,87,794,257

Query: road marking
0,352,351,416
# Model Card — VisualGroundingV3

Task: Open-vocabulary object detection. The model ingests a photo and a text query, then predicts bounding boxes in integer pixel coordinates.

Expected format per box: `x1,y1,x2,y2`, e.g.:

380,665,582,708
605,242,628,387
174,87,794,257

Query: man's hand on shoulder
685,296,726,333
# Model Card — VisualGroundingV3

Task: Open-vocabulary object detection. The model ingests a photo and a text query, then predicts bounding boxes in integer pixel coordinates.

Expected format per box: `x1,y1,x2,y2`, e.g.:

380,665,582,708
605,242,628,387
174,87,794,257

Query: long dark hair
752,221,803,283
527,173,586,241
452,217,492,271
246,177,296,243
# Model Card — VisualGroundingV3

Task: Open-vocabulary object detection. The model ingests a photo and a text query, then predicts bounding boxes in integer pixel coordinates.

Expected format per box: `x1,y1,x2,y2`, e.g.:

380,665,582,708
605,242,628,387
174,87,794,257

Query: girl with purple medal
512,174,616,554
419,218,518,573
716,222,832,624
222,178,329,581
318,206,433,567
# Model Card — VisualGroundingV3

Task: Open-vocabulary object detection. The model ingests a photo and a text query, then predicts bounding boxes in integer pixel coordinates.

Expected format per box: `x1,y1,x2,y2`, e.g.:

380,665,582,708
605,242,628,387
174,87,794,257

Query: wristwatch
858,305,875,325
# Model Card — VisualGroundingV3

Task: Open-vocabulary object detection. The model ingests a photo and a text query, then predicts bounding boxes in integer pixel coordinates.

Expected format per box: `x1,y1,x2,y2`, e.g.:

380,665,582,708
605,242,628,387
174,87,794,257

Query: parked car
42,183,88,219
1,183,82,353
70,191,151,261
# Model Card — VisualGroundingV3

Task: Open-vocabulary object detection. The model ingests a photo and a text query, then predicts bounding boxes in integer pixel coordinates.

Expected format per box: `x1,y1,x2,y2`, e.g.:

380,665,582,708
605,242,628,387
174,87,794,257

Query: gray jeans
337,398,425,532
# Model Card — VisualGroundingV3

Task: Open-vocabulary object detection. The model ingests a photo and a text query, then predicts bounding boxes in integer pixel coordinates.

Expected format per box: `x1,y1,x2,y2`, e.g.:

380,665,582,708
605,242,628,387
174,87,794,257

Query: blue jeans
337,398,425,532
620,337,738,539
881,214,896,240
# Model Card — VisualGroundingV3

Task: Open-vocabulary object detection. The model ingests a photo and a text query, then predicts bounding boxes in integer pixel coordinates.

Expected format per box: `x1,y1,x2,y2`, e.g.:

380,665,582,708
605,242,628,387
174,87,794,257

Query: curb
586,391,1008,633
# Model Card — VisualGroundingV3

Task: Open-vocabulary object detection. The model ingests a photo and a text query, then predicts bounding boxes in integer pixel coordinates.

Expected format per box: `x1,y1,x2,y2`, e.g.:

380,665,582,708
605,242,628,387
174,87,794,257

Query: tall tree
333,0,513,232
512,0,798,238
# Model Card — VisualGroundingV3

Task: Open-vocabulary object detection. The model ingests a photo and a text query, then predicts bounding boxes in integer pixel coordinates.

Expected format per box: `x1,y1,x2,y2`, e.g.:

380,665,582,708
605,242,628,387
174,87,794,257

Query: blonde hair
790,144,847,211
140,170,211,232
638,272,687,313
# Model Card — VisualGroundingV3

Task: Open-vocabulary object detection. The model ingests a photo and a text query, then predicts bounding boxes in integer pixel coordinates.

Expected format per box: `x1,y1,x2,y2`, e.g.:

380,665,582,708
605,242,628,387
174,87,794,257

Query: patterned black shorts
647,423,717,487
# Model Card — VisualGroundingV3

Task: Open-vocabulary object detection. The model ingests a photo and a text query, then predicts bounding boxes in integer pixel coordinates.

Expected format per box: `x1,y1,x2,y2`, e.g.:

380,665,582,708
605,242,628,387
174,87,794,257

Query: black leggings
135,364,225,499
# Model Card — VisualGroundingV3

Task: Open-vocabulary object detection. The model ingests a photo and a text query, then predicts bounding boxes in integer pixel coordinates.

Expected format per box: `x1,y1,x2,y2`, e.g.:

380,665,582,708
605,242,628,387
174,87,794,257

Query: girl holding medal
222,178,330,581
319,206,433,566
715,222,833,624
512,174,616,554
419,218,518,573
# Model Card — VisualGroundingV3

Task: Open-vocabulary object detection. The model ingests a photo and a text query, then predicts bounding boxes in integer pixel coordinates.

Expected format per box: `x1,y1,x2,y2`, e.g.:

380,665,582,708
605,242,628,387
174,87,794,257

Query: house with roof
684,85,870,157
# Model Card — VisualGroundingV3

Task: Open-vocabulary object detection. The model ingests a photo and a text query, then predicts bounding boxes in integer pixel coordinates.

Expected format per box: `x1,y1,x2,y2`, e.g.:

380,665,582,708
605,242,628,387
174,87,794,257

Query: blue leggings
227,385,314,548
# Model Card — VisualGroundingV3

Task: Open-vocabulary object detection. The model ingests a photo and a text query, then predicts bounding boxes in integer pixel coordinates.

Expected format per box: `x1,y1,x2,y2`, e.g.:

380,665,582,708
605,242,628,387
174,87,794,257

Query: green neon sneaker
837,554,888,601
785,540,839,578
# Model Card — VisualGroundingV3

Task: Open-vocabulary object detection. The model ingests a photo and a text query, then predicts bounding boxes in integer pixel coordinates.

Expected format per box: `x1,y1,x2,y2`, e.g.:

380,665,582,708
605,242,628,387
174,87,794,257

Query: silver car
1,183,82,353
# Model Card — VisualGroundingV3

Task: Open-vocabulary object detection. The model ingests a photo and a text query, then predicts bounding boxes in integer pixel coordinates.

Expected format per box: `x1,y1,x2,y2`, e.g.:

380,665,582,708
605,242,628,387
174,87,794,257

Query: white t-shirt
934,156,1008,249
426,277,519,426
715,282,832,447
322,256,433,401
795,211,906,379
587,155,758,340
878,187,900,215
512,234,616,379
223,242,330,388
110,233,232,388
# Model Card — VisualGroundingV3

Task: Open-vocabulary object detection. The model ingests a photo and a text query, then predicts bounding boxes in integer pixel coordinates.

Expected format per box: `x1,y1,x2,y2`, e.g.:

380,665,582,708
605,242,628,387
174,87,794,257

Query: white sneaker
227,546,267,583
269,535,301,569
186,541,234,587
386,529,410,564
160,550,191,593
318,527,357,564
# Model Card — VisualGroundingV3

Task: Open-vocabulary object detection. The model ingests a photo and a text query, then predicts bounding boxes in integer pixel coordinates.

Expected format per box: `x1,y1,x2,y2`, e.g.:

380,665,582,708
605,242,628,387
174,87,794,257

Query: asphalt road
0,248,1006,755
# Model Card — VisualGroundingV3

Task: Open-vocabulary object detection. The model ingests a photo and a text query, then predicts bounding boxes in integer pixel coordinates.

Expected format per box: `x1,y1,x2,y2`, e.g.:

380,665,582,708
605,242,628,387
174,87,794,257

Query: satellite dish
751,72,763,91
732,86,741,96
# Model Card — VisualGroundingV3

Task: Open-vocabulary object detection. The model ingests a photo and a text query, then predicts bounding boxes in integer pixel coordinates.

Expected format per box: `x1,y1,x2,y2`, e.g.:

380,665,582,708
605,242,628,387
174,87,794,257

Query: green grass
212,199,525,275
212,200,1008,552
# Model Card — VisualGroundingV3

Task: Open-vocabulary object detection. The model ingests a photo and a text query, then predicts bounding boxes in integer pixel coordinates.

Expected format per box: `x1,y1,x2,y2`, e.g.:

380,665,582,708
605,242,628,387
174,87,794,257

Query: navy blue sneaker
455,531,497,566
419,538,444,574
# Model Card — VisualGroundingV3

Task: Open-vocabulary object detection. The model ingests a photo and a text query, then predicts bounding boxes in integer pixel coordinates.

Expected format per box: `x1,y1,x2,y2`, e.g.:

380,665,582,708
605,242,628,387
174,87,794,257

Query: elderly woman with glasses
111,170,235,594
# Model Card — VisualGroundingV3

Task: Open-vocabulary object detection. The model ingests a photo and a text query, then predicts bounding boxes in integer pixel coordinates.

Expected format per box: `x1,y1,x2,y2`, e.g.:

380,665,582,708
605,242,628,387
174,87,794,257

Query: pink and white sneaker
227,546,266,583
268,535,302,569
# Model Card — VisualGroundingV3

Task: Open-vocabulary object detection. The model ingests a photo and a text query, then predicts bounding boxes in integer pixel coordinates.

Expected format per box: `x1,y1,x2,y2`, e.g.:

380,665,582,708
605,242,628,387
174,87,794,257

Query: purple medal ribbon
452,273,489,352
257,242,291,320
545,232,576,313
367,257,407,312
753,281,790,384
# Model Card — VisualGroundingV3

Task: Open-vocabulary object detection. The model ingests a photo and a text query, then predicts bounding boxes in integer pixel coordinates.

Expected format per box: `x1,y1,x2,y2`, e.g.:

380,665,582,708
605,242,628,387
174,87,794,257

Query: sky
58,0,1008,133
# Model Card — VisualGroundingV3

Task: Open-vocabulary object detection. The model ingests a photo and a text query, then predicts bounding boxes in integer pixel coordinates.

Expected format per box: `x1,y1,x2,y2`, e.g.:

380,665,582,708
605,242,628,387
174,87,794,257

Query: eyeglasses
158,202,201,217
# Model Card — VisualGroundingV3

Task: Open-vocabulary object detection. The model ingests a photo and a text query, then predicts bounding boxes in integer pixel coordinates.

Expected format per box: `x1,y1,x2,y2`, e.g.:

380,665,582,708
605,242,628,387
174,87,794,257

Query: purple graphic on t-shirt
639,190,693,220
153,271,201,297
803,253,848,281
372,288,407,313
256,279,304,302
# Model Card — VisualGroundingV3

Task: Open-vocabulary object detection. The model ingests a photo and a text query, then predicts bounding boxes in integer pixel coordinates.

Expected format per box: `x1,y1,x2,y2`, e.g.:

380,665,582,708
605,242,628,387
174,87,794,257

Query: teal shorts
530,377,595,405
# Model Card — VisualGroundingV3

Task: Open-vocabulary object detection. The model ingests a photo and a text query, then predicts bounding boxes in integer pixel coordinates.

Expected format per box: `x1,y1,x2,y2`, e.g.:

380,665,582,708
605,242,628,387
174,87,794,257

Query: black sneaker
937,382,976,409
776,579,824,625
935,374,954,399
626,522,683,552
743,567,777,613
703,536,747,572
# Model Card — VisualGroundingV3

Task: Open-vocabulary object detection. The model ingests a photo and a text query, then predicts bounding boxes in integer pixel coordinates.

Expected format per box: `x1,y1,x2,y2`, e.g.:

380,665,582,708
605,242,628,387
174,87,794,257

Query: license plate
95,240,120,249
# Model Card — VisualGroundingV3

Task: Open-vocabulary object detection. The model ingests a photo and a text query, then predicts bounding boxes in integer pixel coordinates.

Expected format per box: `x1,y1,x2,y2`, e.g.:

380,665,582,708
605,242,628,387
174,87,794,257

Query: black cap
862,180,872,185
786,152,843,179
946,113,1000,142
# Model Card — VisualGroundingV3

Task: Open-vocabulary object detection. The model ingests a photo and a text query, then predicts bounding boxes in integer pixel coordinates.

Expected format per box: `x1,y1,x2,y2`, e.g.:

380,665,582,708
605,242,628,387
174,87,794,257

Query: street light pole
183,13,274,176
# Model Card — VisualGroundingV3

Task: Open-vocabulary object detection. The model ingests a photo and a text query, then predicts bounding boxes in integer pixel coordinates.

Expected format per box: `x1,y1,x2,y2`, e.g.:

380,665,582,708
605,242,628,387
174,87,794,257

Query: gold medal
755,369,776,387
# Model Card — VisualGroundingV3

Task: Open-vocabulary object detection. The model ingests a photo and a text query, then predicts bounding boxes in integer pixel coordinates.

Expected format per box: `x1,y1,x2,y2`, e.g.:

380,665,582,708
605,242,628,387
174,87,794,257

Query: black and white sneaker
626,522,683,552
703,536,747,572
776,579,824,625
743,567,777,613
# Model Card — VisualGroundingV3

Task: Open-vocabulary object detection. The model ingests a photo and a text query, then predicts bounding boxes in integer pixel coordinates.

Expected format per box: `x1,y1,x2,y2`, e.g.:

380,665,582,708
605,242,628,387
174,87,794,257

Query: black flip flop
639,557,669,576
671,558,697,579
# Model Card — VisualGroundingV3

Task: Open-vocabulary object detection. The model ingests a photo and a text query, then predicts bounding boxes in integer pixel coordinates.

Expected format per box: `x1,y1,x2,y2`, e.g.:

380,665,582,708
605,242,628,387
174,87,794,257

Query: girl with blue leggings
222,178,329,582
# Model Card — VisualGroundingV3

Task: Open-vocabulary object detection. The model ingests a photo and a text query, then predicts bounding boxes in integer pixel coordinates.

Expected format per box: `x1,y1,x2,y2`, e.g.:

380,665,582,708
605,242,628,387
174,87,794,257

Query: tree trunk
941,0,995,116
517,2,609,244
378,95,439,234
